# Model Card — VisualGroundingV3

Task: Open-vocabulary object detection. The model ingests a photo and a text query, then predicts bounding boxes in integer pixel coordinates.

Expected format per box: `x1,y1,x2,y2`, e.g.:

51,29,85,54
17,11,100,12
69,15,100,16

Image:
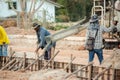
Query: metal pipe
104,0,106,26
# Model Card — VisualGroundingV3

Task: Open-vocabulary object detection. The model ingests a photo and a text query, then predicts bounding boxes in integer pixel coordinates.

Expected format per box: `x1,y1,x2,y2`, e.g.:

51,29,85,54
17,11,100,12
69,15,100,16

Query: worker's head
32,23,41,31
90,14,99,23
113,17,118,26
113,20,118,26
89,14,100,30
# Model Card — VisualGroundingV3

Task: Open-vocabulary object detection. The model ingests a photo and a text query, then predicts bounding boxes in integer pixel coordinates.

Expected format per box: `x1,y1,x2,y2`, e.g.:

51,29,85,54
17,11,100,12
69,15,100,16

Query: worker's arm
35,28,46,53
39,28,46,48
115,23,120,32
84,27,89,48
35,46,41,53
101,25,114,32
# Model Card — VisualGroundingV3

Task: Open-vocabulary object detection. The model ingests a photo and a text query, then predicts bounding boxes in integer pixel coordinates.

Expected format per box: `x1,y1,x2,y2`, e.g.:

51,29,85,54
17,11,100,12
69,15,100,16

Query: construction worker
32,23,56,60
85,14,116,64
0,25,10,56
112,19,118,33
111,17,120,38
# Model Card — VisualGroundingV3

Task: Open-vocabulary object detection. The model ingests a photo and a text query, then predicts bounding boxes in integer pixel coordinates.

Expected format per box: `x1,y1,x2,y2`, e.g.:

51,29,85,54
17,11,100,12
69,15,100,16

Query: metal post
104,0,106,26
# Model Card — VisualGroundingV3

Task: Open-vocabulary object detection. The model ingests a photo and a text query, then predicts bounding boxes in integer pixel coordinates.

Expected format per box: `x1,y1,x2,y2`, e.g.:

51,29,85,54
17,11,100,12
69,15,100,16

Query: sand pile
0,70,32,80
29,69,79,80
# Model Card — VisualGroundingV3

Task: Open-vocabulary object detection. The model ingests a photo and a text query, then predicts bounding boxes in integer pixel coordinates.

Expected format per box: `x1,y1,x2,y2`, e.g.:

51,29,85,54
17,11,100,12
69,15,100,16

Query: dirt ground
0,27,114,80
0,70,33,80
5,27,113,65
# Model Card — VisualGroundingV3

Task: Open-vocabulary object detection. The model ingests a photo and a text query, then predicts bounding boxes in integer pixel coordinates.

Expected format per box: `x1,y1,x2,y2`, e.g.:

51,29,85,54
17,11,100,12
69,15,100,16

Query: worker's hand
36,41,39,44
35,48,40,59
35,48,39,54
112,27,117,33
41,46,44,49
112,20,118,26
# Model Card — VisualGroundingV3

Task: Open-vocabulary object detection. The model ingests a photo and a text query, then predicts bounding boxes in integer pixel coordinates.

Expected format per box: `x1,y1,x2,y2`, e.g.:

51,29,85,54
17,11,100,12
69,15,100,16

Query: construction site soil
0,27,114,80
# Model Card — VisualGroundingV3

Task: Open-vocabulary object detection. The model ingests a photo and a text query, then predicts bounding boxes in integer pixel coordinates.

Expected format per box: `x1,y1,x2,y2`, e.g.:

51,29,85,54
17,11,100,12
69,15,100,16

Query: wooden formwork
0,56,119,80
114,69,120,80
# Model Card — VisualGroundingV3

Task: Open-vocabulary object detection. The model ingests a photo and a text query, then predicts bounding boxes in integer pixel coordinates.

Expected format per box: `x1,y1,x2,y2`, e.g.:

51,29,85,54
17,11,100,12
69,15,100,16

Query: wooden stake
64,62,93,79
51,47,55,69
64,56,76,70
24,42,51,71
5,51,15,65
1,58,16,70
93,65,112,80
88,63,93,80
41,50,60,70
23,52,26,69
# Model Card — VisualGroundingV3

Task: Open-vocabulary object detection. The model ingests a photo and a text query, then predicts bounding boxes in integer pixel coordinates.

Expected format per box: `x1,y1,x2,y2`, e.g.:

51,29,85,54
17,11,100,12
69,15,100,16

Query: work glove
112,27,117,33
40,46,44,49
39,43,44,49
35,47,39,53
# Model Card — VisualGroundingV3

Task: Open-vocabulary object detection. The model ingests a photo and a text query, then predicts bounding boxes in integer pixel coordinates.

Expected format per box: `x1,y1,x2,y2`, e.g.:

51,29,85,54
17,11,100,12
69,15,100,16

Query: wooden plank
99,66,103,80
4,51,15,66
23,52,26,69
64,56,75,71
0,58,16,70
41,50,60,70
69,54,73,73
0,56,118,80
8,58,23,70
37,56,40,70
88,63,93,80
93,65,112,80
51,47,55,69
64,62,93,79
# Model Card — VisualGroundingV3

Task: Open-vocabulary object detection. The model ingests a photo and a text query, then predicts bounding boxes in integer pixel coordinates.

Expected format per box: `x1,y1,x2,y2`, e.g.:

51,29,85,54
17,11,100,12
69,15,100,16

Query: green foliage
56,0,93,22
56,15,69,22
85,0,93,17
49,25,68,31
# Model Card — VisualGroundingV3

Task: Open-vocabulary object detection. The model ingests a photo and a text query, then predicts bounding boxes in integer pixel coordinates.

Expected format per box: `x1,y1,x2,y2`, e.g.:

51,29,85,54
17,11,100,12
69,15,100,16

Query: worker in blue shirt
32,23,56,60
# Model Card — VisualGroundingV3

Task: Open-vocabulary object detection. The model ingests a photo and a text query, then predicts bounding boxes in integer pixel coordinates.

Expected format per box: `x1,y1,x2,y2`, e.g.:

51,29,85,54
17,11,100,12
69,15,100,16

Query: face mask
89,21,99,30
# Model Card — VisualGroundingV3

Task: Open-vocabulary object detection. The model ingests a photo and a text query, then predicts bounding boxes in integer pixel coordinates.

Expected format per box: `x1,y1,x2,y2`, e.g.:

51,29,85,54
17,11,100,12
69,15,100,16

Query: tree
6,0,45,29
56,0,93,22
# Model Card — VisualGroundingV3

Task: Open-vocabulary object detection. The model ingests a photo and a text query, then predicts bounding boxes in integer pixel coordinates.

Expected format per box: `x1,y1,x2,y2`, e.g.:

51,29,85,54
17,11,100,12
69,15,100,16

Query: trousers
0,44,8,56
44,49,51,60
89,48,103,64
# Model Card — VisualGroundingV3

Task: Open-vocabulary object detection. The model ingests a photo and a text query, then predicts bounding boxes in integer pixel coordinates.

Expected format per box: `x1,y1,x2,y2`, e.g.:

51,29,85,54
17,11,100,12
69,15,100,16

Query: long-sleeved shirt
85,24,114,49
36,27,50,48
0,26,10,45
115,23,120,32
36,27,56,51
